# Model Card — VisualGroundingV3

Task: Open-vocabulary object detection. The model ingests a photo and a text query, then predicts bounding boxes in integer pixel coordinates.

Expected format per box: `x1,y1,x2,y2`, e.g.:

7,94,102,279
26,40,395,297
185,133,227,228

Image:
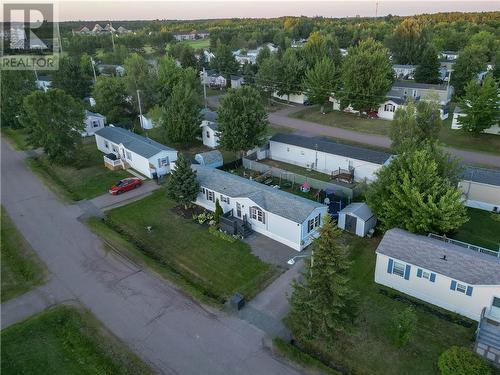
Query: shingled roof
270,133,392,165
95,127,175,158
376,228,500,285
193,165,325,223
460,166,500,187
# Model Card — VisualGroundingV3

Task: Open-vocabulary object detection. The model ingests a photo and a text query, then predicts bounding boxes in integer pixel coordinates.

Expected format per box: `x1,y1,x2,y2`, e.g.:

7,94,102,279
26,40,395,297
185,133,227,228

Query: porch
475,307,500,367
103,153,129,171
220,209,253,238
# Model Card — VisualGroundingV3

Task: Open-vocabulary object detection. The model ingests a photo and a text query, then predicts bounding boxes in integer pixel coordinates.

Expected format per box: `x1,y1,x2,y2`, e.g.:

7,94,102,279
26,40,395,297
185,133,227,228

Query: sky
55,1,499,22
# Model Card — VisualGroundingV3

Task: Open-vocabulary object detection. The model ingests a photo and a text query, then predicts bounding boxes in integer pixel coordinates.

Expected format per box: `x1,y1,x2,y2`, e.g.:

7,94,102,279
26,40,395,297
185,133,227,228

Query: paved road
0,138,302,375
208,95,500,168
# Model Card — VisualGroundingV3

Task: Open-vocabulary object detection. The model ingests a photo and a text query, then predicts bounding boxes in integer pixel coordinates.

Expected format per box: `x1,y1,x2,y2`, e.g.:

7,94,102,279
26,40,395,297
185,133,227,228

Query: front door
345,214,357,233
490,297,500,321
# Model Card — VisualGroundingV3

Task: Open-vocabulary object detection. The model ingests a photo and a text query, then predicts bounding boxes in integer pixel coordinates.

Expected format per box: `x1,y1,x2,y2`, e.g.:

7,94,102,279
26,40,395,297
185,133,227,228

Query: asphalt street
0,138,302,375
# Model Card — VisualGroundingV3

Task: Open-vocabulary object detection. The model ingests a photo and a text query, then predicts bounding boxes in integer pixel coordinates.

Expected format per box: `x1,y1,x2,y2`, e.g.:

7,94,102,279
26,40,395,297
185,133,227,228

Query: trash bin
229,293,245,311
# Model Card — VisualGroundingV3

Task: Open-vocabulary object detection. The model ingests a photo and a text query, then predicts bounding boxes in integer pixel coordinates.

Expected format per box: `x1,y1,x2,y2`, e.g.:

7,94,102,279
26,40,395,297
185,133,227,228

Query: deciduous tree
276,48,305,102
123,53,158,113
217,86,268,154
286,216,357,344
92,77,130,123
389,18,428,64
20,89,84,164
210,43,239,76
414,45,440,84
458,76,499,135
303,57,338,113
0,70,36,128
451,45,488,96
340,38,393,113
166,153,200,209
52,56,92,99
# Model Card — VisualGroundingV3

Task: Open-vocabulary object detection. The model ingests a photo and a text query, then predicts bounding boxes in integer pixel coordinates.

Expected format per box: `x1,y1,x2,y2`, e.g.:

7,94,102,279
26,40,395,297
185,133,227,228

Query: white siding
201,124,219,148
269,141,382,182
272,92,308,104
83,115,105,136
195,188,327,251
374,253,500,321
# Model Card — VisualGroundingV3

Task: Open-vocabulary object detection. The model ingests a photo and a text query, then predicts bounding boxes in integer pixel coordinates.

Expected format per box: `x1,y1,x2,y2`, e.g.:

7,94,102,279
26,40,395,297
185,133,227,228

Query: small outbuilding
194,150,223,168
338,202,376,237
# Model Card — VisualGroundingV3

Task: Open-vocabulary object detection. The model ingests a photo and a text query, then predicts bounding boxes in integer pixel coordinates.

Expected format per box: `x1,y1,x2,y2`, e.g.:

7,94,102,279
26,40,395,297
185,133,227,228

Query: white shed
338,203,376,237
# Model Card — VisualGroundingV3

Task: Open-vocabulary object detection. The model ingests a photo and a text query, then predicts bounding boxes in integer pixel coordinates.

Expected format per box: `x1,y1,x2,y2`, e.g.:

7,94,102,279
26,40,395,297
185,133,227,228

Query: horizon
55,1,499,22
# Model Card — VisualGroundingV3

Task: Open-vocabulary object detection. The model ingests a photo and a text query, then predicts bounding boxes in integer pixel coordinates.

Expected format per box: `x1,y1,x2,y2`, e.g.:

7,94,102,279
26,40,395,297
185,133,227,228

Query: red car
109,177,142,195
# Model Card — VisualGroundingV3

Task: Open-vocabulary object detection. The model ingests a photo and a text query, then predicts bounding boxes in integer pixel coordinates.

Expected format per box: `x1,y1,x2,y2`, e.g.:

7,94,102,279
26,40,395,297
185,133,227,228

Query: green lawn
1,128,31,151
258,158,332,182
1,207,47,302
294,235,476,375
26,140,129,201
291,106,391,136
292,105,500,155
97,191,277,304
1,305,154,375
451,208,500,251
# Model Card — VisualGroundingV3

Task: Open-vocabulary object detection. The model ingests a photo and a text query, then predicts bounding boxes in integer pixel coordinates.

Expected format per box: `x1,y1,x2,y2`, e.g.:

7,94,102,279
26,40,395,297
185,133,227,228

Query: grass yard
1,127,31,151
294,235,476,375
96,191,277,304
259,158,332,182
451,207,500,251
1,305,154,375
26,140,130,201
291,106,391,136
291,105,500,155
1,207,47,302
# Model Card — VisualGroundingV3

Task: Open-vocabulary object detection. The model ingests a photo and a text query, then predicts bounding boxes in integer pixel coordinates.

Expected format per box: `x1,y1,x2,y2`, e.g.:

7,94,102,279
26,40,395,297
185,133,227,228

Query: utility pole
90,56,97,84
202,67,207,108
137,90,144,129
375,1,379,18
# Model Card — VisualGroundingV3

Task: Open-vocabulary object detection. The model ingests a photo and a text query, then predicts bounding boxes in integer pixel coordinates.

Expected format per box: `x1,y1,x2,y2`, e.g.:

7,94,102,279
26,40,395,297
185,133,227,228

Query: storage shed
194,150,223,168
338,203,376,237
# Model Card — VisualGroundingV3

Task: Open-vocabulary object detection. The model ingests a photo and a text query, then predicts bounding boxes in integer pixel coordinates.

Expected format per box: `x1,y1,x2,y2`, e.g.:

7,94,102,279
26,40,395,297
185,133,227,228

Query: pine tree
214,199,223,224
285,216,358,344
365,145,468,234
414,46,440,84
458,76,499,135
166,154,200,209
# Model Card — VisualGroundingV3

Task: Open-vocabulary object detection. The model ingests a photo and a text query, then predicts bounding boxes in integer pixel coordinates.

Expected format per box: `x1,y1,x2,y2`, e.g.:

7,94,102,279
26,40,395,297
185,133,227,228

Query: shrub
392,307,417,347
214,199,223,224
208,226,237,242
438,346,492,375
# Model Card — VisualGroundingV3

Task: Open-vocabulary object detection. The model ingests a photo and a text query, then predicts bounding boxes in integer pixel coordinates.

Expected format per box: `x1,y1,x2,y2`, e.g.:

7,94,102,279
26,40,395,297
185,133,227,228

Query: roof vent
441,255,447,261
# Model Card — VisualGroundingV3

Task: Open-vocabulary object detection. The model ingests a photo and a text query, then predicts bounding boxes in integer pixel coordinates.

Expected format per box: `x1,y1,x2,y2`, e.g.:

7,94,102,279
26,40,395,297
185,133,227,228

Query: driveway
244,232,298,268
0,138,303,375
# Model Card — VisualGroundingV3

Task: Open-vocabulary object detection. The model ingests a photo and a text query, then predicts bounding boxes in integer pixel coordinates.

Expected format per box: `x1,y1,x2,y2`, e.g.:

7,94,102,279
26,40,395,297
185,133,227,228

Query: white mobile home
82,110,106,136
95,126,177,178
269,133,392,182
193,165,328,251
459,166,500,212
200,108,219,148
375,228,500,322
338,203,377,237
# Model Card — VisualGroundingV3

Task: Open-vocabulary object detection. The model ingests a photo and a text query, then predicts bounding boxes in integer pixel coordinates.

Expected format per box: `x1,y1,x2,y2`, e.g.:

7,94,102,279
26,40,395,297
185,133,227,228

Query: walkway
1,137,302,375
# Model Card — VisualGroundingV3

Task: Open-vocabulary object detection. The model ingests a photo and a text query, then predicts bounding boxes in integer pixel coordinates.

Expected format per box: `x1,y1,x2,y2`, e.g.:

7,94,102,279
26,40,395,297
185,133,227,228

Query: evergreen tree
217,86,268,155
160,83,201,145
214,199,223,224
286,216,357,344
458,76,499,135
303,57,338,113
340,38,393,112
414,46,440,83
365,145,468,234
166,154,200,209
19,89,84,164
210,43,239,76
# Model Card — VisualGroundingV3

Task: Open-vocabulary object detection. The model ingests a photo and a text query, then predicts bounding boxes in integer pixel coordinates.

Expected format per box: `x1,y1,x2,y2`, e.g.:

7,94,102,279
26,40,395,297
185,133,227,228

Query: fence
242,157,362,199
428,233,500,258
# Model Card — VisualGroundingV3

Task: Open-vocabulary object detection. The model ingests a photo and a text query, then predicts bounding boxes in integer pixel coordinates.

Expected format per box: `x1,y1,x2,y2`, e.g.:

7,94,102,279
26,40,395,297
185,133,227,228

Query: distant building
82,110,106,137
200,108,219,148
72,23,131,35
200,69,226,88
173,29,209,41
459,166,500,212
230,74,244,89
36,75,52,92
392,64,416,80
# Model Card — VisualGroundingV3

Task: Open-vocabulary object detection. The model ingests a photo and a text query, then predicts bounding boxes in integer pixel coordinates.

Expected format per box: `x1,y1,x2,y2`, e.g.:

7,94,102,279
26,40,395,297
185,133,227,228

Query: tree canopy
303,57,338,113
52,56,92,99
1,70,36,128
92,77,130,123
217,86,268,154
365,144,467,234
20,89,84,164
166,153,200,209
414,45,440,84
389,18,428,64
451,45,488,96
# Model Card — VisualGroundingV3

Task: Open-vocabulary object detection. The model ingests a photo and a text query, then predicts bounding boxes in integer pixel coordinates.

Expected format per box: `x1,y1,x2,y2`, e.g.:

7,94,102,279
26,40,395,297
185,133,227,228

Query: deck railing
428,233,499,258
104,155,122,167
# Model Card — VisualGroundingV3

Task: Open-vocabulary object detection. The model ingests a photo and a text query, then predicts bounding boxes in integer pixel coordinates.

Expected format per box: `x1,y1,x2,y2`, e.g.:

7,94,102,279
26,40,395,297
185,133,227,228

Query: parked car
109,177,142,195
